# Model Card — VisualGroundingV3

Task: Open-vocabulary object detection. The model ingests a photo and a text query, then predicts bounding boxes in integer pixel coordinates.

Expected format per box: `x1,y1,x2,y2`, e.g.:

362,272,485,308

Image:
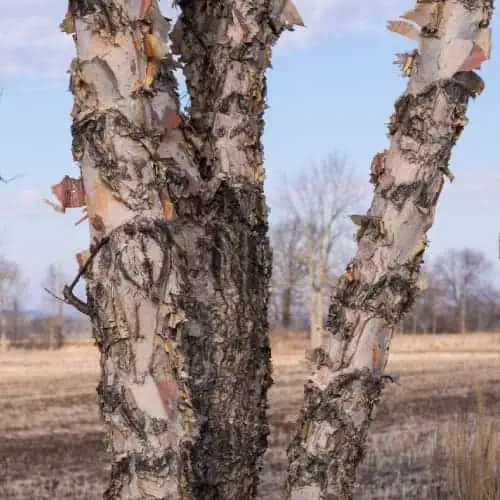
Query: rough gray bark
285,1,494,498
63,0,300,498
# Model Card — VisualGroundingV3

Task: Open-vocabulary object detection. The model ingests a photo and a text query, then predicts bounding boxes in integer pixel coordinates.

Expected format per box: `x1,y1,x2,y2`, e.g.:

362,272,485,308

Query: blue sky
1,0,499,310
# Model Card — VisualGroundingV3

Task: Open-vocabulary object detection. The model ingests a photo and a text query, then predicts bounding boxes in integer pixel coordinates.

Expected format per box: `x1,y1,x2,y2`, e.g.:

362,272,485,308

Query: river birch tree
285,0,494,498
56,0,303,498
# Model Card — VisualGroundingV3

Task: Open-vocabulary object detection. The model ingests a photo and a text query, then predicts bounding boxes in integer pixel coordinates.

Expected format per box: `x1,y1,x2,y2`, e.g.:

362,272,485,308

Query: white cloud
0,1,73,78
1,0,416,78
0,186,45,219
0,1,178,79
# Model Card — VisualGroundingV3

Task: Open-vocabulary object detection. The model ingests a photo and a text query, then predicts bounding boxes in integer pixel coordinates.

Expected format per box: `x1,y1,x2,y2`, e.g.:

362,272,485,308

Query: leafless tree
281,153,366,349
285,1,494,497
402,265,443,333
433,249,493,333
472,284,500,331
270,216,307,329
400,250,500,334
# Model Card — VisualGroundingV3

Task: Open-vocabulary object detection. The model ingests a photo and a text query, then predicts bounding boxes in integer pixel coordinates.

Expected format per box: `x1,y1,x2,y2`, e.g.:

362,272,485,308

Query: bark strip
168,2,299,497
284,1,494,498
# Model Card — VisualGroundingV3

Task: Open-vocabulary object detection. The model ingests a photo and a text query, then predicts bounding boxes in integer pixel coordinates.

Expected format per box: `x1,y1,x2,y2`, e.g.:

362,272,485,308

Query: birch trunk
65,0,292,498
285,1,494,498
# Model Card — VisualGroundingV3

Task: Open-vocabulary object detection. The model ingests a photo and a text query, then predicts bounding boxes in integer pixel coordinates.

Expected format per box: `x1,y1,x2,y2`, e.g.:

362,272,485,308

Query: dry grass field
1,332,500,499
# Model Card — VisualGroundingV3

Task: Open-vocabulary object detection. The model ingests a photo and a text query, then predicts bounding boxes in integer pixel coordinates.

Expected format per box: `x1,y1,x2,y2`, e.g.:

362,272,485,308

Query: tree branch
61,236,110,317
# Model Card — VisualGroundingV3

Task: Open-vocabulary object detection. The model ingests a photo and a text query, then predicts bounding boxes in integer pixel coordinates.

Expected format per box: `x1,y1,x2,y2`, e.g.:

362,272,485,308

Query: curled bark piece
279,0,305,28
140,0,152,18
53,175,85,209
76,249,91,269
401,3,433,27
442,166,456,182
453,71,485,96
459,42,488,71
74,209,89,226
60,11,75,34
370,150,387,184
45,175,86,213
387,20,420,41
43,198,65,214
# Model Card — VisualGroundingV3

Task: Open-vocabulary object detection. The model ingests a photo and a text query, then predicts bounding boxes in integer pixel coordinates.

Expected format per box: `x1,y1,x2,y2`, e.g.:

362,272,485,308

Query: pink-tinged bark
285,1,494,498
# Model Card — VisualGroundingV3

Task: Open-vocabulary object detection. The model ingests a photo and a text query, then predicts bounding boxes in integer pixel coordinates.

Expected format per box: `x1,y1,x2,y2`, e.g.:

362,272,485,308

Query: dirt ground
1,333,500,499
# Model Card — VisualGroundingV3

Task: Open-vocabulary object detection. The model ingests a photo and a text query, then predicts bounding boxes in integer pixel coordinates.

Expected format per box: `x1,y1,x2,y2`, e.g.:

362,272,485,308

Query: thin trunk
285,1,494,497
283,287,293,329
12,300,19,342
459,296,467,333
432,306,438,334
430,288,438,334
56,263,64,348
67,0,290,498
0,313,6,353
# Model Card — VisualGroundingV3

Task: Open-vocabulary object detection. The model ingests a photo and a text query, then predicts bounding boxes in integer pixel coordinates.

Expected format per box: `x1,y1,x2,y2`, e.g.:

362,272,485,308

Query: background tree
285,1,495,497
0,255,22,352
279,153,365,348
270,216,307,329
433,248,492,333
401,248,500,334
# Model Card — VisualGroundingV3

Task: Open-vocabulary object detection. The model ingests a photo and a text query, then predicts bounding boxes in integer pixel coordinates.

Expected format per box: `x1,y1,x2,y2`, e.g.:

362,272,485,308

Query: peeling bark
65,0,298,498
284,1,494,498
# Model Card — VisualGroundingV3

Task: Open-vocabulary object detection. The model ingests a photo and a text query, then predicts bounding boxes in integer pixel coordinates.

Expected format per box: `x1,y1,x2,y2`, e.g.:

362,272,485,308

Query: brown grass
1,332,500,499
271,329,500,354
441,390,500,500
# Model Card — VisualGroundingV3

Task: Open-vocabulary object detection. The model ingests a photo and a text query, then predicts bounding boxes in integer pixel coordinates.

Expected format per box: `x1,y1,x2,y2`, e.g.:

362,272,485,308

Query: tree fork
64,0,301,498
284,1,494,498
